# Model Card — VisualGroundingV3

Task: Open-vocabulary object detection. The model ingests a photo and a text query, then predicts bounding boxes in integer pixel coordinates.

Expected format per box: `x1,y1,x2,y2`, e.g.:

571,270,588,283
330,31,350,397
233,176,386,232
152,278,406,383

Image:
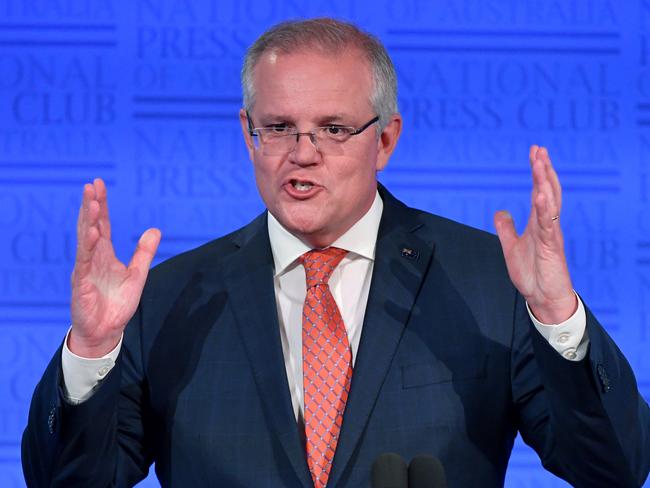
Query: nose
289,132,320,166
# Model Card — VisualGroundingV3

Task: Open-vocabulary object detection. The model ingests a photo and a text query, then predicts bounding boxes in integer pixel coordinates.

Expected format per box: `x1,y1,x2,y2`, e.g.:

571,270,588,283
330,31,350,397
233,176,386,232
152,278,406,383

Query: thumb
494,211,517,255
128,228,161,279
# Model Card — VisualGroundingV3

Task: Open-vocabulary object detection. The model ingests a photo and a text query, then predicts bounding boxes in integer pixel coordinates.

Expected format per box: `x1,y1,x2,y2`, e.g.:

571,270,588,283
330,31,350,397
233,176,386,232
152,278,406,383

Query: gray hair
241,18,398,131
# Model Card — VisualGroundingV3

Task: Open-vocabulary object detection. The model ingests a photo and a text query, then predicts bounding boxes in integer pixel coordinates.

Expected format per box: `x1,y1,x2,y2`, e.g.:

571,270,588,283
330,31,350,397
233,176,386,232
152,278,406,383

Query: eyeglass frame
246,111,380,153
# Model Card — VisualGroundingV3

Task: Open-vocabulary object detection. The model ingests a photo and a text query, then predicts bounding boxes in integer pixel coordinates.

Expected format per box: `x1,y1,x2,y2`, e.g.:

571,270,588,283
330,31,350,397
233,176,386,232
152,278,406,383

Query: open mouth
290,179,314,192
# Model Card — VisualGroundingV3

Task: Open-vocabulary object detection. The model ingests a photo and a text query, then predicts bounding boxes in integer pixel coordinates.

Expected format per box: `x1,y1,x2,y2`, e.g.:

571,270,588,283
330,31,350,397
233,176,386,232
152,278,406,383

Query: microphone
371,452,408,488
408,455,447,488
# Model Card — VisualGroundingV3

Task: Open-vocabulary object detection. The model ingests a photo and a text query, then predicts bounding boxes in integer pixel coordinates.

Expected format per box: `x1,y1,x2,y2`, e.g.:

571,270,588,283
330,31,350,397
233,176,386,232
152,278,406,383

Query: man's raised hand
494,145,577,325
69,178,161,358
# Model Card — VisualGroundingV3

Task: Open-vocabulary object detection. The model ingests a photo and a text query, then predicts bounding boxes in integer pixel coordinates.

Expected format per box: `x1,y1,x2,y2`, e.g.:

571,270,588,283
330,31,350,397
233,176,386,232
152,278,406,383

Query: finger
534,147,561,204
75,183,101,267
75,206,100,273
531,157,559,220
528,144,543,208
533,186,564,249
535,146,562,208
94,178,112,239
494,210,519,256
127,228,161,286
76,183,94,237
529,144,539,167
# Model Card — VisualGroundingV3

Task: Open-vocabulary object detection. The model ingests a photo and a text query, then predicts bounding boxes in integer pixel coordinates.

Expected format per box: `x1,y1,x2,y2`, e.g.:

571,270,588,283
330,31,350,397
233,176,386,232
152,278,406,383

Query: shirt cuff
526,292,589,362
61,327,123,404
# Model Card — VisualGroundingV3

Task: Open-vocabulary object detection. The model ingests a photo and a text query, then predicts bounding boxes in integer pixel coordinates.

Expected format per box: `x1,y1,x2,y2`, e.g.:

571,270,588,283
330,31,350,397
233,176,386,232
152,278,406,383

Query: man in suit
22,18,650,487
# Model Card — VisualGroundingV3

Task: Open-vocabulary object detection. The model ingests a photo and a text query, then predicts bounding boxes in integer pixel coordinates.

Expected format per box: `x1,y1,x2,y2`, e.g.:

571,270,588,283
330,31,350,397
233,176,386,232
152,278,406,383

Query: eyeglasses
247,111,379,156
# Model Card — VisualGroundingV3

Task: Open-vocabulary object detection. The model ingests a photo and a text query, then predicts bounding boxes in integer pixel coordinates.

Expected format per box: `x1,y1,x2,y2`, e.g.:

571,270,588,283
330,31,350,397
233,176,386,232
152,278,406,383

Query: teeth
292,181,313,191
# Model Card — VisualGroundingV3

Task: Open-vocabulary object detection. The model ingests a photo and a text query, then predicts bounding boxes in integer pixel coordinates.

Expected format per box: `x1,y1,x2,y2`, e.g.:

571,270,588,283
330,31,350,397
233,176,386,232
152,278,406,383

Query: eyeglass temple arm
246,111,256,136
351,116,380,135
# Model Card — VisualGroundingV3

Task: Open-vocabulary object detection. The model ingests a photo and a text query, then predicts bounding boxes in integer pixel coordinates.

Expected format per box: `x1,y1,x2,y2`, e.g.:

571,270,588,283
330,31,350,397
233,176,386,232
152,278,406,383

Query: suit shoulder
145,213,265,290
404,206,515,298
399,205,510,282
410,207,501,251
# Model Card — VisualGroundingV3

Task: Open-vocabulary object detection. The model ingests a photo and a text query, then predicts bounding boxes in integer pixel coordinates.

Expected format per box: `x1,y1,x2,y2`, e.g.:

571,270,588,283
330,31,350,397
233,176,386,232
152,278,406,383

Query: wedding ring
551,215,560,221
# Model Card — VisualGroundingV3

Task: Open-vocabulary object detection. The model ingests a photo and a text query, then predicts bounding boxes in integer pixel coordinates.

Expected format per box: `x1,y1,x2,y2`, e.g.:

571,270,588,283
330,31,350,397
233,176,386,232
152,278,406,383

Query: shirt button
563,348,577,360
98,366,109,377
557,333,570,344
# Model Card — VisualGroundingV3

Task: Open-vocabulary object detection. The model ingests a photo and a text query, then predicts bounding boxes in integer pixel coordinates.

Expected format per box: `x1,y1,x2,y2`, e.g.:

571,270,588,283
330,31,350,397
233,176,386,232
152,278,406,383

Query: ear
375,113,402,172
239,108,255,161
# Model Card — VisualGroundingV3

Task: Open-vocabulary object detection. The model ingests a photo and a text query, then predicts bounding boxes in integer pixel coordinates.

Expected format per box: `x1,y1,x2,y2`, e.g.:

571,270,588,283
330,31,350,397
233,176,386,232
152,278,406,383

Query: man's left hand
494,145,577,324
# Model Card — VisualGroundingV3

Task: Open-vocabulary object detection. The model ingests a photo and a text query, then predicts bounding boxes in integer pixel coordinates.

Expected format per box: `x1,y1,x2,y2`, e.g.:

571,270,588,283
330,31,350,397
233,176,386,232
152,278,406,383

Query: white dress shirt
61,191,589,408
268,191,383,422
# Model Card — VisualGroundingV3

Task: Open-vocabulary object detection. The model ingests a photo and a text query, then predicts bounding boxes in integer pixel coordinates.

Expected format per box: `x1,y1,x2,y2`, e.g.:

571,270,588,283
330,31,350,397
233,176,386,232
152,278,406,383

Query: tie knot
299,247,348,288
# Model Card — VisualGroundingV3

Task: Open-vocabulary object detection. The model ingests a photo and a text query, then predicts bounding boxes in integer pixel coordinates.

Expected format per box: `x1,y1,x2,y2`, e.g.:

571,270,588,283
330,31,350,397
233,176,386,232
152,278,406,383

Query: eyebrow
257,113,292,123
256,113,352,126
317,115,349,125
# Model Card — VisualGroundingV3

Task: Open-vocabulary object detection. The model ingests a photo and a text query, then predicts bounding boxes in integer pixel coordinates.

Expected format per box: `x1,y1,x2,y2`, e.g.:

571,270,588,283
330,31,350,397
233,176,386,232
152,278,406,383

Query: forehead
251,48,374,120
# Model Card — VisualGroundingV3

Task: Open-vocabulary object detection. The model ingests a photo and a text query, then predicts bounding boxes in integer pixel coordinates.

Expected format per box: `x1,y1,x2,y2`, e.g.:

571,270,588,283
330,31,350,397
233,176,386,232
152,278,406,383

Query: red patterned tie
300,247,352,488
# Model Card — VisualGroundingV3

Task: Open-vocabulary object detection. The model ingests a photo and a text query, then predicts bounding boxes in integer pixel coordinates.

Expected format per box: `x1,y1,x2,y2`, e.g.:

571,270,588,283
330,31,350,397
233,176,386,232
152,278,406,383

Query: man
22,18,650,487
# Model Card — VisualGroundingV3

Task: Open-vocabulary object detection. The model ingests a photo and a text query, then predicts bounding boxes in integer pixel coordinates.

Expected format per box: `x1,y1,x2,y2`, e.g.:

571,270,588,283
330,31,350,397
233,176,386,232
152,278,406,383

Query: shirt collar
267,190,383,277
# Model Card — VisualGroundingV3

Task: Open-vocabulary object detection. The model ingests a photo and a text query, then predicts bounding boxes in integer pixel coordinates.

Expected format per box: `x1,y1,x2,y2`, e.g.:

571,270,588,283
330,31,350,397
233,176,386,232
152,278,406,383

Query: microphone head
408,454,447,488
371,452,408,488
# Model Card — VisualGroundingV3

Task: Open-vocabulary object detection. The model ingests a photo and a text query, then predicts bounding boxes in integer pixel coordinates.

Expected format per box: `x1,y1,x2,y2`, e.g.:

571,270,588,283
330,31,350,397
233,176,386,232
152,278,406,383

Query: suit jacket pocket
401,354,488,389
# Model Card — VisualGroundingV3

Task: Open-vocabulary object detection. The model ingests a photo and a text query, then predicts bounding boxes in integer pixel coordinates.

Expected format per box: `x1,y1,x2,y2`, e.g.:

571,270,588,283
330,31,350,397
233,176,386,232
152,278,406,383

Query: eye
323,126,352,137
268,124,290,134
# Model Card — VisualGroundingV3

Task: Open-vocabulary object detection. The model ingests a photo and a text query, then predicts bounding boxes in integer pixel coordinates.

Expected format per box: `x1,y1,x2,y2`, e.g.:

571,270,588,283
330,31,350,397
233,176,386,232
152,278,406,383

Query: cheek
252,163,279,209
341,157,379,186
253,158,279,188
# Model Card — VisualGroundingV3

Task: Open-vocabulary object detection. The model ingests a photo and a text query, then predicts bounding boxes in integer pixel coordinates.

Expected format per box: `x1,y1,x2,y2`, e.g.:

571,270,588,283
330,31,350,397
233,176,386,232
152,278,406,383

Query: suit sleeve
21,306,152,487
511,291,650,487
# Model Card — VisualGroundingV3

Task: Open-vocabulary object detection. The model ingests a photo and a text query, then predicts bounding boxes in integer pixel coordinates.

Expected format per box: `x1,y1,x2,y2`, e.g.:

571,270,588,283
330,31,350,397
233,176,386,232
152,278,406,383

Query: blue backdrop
0,1,648,486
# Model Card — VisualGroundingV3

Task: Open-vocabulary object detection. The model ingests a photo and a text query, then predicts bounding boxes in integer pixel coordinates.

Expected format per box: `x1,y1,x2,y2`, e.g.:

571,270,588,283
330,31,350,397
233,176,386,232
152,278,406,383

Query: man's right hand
68,178,161,358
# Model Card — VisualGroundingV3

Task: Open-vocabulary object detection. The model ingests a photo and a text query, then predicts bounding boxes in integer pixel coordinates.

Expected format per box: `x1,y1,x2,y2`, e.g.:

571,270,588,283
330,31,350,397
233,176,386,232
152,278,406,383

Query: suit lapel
326,189,435,487
221,215,312,487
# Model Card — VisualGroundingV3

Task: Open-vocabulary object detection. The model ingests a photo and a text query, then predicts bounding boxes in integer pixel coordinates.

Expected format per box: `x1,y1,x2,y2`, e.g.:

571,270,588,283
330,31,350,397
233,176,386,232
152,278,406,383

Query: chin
281,216,330,246
279,206,320,230
286,219,323,239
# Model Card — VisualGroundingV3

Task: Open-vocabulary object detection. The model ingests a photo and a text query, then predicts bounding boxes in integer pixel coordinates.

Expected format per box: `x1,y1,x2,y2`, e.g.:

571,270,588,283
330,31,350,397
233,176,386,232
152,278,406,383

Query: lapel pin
400,247,418,259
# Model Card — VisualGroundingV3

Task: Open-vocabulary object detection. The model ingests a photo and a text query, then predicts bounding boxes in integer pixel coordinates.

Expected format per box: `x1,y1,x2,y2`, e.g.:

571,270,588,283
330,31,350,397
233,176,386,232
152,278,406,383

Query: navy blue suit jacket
22,187,650,487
